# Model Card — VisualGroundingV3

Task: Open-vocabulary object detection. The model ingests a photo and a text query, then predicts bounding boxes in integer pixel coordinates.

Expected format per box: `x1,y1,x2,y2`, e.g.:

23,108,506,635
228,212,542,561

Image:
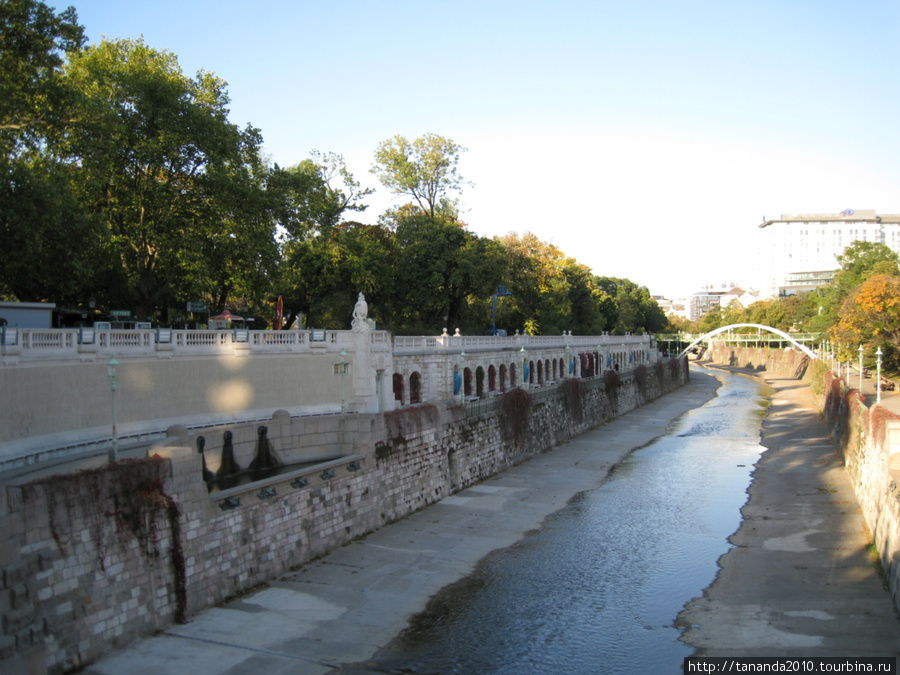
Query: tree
371,133,468,218
498,232,570,334
595,277,667,335
279,221,395,329
274,152,375,328
0,0,85,157
273,151,371,239
696,305,724,334
181,134,279,316
62,38,269,320
0,157,101,303
0,1,97,305
388,214,505,333
818,241,900,330
831,274,900,369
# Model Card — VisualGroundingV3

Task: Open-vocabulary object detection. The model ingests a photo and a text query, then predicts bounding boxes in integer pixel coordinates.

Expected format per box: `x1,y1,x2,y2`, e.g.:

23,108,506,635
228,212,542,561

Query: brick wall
0,360,689,673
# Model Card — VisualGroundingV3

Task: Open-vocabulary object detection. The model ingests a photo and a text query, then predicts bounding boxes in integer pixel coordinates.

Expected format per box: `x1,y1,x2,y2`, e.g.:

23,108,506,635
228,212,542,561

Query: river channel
366,367,768,674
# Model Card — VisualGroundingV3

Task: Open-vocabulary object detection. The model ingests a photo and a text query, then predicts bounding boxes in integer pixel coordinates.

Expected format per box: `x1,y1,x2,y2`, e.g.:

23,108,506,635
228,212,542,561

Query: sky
62,0,900,300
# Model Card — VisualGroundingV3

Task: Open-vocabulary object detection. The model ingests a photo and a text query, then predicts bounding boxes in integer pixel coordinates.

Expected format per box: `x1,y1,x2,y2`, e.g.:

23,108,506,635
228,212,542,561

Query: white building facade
758,209,900,298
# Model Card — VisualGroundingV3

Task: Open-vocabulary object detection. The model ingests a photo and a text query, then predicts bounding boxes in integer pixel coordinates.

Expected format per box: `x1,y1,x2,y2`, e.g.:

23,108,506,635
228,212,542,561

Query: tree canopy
0,0,85,157
371,133,468,218
1,7,670,338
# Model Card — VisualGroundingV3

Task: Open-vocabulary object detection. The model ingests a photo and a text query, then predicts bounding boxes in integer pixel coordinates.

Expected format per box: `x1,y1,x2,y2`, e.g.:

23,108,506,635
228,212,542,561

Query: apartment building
758,209,900,297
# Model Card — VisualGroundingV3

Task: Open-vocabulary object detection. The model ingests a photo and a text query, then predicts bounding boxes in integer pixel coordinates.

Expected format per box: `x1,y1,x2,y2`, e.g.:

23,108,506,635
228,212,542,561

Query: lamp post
858,345,864,393
565,344,571,379
338,348,347,412
107,354,119,462
877,347,883,404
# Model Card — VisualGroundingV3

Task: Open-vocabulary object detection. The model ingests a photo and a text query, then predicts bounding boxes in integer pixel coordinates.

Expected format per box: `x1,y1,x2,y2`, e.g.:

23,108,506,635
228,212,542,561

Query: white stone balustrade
0,324,656,470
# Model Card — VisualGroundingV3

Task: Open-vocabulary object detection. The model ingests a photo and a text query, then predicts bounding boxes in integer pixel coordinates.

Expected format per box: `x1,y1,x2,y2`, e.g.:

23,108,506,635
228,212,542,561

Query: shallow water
369,369,766,674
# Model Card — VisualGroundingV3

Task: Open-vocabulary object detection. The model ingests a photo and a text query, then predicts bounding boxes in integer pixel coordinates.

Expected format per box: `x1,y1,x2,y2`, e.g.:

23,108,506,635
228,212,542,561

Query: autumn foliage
832,274,900,369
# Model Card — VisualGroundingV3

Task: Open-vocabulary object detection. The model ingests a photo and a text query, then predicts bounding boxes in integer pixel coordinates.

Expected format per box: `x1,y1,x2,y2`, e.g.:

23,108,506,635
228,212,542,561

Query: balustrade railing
1,328,377,363
392,332,650,354
1,327,651,366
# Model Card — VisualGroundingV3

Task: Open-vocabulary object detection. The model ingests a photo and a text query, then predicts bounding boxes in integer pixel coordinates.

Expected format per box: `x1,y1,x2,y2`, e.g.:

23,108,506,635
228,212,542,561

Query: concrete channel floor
81,366,900,673
678,365,900,659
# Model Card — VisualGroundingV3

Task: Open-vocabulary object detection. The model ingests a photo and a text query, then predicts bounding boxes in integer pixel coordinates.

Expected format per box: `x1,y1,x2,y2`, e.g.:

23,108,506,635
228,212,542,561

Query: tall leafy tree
0,0,85,157
0,158,101,303
371,133,468,218
389,213,505,333
62,38,268,320
595,277,667,335
817,241,900,331
0,1,97,304
181,132,279,316
831,274,900,369
498,232,569,334
275,152,374,328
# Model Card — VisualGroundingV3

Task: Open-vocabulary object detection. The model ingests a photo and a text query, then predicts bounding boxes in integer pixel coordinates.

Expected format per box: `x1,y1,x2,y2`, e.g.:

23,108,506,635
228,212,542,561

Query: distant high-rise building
758,210,900,298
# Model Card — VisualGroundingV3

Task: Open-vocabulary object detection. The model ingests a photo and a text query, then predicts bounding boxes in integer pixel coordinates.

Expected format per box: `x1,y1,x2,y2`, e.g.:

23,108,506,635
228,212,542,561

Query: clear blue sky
63,0,900,299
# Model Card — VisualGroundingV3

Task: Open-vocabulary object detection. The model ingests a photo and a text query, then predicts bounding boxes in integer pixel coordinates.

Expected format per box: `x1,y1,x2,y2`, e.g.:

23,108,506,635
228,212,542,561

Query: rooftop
760,209,900,228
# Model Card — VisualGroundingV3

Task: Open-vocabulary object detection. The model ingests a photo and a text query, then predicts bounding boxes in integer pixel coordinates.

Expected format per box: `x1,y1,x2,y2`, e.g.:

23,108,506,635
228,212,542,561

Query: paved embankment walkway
83,376,721,675
679,365,900,658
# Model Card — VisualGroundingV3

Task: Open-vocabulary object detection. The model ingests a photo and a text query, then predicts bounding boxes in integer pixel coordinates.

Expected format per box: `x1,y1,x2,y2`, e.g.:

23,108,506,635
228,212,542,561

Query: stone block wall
0,359,688,673
814,368,900,615
705,344,811,379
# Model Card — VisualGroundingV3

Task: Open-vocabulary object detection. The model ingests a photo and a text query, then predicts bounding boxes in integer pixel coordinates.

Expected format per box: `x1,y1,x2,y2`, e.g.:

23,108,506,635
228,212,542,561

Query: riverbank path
679,364,900,658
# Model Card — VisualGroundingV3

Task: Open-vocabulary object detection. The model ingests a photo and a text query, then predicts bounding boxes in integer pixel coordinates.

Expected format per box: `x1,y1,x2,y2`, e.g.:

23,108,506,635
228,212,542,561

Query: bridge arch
680,323,818,360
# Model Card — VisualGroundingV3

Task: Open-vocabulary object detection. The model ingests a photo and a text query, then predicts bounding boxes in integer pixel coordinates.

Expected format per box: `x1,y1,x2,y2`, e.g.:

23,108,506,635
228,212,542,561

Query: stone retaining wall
0,360,689,673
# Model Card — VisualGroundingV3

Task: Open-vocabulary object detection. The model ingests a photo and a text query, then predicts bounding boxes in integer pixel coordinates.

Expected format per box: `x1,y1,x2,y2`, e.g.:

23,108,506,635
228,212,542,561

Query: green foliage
371,133,468,219
61,38,274,320
0,157,102,302
0,0,85,157
280,220,395,329
387,213,505,333
0,8,752,335
596,276,667,335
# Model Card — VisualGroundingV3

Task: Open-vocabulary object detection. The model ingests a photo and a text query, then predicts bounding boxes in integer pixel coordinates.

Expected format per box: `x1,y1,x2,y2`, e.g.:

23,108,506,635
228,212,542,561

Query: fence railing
2,327,651,365
393,332,651,354
0,328,376,363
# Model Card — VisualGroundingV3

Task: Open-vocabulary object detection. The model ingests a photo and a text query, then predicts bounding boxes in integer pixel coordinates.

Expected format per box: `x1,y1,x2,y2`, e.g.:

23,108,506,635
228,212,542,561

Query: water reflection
370,369,765,674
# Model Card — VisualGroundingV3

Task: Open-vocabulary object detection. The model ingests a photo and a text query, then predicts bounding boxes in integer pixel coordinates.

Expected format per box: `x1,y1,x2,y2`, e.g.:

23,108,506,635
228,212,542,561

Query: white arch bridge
678,324,820,360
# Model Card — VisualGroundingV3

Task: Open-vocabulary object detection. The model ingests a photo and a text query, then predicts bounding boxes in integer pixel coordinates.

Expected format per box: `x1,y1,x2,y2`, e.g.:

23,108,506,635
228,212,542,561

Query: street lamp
877,347,883,404
859,345,864,393
107,354,119,462
338,348,347,412
565,344,571,378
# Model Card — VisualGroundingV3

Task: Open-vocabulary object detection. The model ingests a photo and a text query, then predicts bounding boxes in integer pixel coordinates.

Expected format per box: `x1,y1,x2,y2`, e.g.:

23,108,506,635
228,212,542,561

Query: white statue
351,292,369,331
